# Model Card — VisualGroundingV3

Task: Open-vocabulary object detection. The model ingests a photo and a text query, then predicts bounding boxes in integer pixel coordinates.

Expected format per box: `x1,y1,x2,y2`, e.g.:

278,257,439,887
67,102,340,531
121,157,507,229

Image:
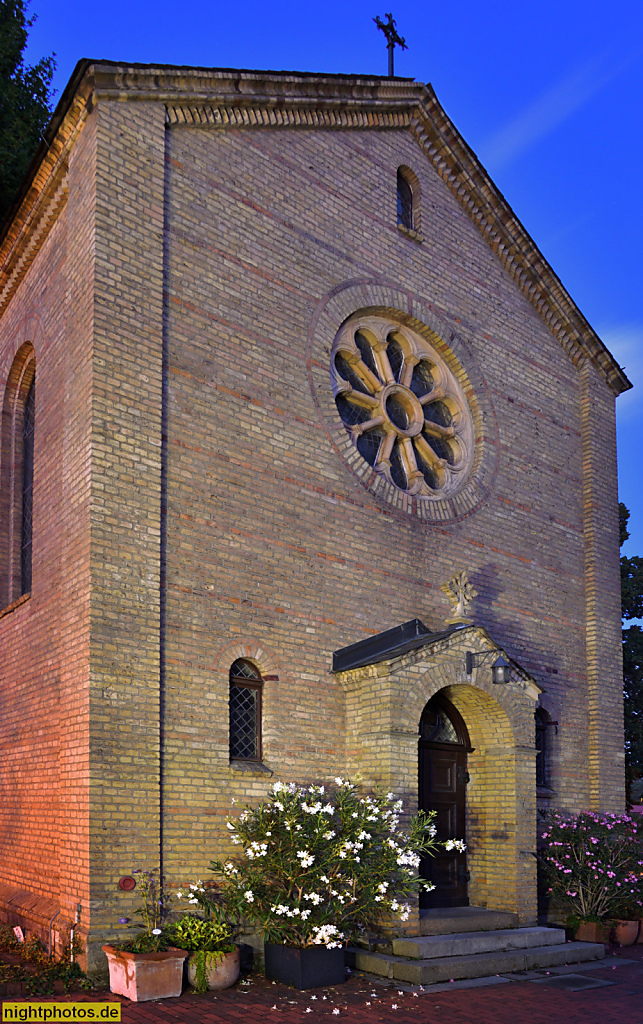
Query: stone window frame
396,165,423,243
214,639,280,775
331,313,475,502
0,341,36,609
307,281,499,524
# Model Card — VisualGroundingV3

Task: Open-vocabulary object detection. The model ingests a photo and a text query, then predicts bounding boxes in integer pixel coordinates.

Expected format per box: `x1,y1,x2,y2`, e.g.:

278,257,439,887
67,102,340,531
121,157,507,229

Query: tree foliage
0,0,55,223
620,503,643,793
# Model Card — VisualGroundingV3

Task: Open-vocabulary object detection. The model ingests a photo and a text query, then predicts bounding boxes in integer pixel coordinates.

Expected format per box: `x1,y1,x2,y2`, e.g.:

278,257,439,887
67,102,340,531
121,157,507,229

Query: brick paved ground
3,946,643,1024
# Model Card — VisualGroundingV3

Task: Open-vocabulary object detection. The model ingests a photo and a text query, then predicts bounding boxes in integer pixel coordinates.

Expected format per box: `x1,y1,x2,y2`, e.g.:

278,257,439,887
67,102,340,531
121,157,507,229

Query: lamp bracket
466,649,512,684
465,649,498,675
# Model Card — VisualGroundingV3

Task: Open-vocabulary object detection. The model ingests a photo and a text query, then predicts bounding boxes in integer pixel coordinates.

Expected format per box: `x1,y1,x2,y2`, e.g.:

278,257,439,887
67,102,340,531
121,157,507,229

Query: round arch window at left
0,343,36,606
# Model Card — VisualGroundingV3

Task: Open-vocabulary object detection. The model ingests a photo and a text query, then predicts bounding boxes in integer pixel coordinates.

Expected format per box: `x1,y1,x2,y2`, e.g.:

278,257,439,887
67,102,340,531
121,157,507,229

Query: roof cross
374,12,408,77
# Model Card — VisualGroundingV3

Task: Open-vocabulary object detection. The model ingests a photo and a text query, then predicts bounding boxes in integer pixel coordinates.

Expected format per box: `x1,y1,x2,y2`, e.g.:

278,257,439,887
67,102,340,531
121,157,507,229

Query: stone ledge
0,882,60,952
0,593,30,621
229,760,274,775
397,224,423,243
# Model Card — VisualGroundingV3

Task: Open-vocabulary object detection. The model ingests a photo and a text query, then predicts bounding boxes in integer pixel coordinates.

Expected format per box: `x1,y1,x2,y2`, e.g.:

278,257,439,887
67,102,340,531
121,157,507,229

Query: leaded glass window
21,379,35,595
229,659,263,761
420,705,460,743
397,169,414,229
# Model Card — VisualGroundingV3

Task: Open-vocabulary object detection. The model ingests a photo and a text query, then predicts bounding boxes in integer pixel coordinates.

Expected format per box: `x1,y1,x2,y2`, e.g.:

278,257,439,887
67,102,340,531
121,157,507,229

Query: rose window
331,315,473,498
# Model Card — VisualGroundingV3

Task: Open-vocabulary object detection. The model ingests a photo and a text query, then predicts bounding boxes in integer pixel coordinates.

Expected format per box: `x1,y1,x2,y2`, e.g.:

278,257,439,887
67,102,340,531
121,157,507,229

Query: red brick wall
0,108,96,946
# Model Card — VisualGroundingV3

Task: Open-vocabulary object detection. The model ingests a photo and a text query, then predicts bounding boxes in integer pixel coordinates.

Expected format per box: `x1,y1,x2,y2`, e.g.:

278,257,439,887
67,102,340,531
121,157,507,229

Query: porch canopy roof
332,618,543,699
332,619,460,673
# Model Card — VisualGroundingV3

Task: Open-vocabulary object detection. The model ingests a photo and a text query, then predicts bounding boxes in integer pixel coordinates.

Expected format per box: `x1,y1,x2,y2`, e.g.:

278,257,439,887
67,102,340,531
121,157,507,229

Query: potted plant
608,894,643,946
102,868,188,1001
538,811,643,943
611,918,640,946
166,913,239,992
185,777,463,989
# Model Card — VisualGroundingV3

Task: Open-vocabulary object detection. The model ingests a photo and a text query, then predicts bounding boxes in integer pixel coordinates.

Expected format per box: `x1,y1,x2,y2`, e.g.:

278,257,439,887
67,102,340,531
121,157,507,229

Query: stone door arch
337,624,541,924
436,681,522,916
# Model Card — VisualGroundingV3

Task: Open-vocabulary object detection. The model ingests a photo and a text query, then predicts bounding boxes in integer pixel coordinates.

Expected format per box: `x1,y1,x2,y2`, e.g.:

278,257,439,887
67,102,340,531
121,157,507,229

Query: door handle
457,767,470,785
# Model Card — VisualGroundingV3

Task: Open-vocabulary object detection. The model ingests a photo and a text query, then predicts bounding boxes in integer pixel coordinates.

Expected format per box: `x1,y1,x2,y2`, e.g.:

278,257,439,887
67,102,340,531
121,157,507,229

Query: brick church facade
0,61,630,973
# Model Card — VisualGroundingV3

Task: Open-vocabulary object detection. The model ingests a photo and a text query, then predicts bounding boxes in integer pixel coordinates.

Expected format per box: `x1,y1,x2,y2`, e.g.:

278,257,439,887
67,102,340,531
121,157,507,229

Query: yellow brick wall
0,67,626,972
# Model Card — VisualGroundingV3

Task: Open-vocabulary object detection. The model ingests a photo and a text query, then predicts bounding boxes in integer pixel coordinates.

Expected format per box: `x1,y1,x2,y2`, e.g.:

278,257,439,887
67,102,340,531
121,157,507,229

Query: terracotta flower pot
637,920,643,943
102,944,188,1001
187,947,240,991
612,920,640,946
574,921,606,943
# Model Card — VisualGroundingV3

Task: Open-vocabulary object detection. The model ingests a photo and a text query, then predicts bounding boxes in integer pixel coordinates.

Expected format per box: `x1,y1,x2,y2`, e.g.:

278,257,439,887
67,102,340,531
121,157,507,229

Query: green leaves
0,1,55,222
166,915,234,954
539,811,643,922
620,504,643,792
622,555,643,621
0,925,86,994
203,779,443,948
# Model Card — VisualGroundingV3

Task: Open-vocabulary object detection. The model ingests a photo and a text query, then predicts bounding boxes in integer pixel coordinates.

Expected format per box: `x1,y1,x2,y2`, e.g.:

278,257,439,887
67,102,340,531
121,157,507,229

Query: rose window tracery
331,316,473,498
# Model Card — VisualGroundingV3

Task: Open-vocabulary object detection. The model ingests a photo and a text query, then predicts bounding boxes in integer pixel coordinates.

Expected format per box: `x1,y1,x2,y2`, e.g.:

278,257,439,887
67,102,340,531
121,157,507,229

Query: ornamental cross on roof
441,570,478,625
374,12,407,77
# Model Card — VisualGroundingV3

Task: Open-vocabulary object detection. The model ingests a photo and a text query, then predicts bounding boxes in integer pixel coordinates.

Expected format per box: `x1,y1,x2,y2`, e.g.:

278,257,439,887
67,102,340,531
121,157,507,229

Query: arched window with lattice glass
397,168,414,229
20,378,35,595
0,344,36,607
229,659,263,761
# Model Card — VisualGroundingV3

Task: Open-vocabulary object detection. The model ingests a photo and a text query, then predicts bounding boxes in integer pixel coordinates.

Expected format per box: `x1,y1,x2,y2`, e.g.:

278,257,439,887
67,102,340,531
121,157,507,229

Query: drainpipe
70,904,81,963
48,910,60,959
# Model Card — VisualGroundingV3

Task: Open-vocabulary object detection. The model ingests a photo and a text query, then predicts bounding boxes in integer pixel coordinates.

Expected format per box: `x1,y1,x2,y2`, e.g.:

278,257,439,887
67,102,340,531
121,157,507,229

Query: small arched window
535,707,551,789
229,659,263,761
397,168,414,229
21,378,35,594
0,344,36,607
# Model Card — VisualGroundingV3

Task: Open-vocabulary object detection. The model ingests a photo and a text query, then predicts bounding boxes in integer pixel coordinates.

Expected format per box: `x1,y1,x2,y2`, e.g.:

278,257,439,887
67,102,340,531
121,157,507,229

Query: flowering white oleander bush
180,778,465,948
539,810,643,923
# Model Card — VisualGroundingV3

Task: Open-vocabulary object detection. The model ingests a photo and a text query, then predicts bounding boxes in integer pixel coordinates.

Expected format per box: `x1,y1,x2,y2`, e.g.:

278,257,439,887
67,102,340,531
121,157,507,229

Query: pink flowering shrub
539,811,643,922
183,778,463,948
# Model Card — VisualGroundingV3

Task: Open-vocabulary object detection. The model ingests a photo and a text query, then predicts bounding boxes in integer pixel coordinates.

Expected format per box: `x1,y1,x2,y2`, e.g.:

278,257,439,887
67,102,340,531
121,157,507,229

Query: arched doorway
418,694,470,908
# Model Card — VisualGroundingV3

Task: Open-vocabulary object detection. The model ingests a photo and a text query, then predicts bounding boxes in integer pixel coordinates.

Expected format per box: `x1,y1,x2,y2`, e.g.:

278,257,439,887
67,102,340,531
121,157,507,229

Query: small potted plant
102,869,188,1001
166,912,239,992
538,811,643,942
189,777,463,989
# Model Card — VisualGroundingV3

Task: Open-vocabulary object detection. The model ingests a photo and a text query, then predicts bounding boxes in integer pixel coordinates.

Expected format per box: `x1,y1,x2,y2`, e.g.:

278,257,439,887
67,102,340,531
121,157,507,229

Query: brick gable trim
0,62,630,395
97,62,628,397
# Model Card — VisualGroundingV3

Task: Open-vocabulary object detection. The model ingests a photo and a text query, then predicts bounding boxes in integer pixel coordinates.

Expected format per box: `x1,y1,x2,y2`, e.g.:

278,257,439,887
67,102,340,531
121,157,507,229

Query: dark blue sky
26,0,643,553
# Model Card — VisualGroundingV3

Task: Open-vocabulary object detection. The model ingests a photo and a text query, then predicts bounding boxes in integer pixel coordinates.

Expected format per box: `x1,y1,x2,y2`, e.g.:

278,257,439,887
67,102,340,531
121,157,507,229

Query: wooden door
418,696,469,908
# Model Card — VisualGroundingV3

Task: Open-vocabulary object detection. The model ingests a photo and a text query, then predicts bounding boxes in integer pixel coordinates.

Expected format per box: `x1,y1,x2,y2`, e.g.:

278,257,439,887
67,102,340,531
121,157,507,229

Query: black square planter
264,943,345,989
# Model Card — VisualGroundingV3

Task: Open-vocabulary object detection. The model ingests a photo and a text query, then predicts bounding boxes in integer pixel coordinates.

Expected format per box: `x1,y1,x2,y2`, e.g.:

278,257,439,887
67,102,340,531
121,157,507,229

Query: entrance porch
333,619,543,927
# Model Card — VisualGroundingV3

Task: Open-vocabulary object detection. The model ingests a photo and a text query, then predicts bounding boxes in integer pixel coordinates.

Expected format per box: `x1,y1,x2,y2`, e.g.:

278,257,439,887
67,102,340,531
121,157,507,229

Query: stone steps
392,926,566,959
418,906,519,935
347,925,605,986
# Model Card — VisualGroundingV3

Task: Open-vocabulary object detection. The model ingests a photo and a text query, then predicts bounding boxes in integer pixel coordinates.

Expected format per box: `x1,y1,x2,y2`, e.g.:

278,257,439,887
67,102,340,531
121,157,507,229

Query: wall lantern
491,655,511,684
466,650,511,684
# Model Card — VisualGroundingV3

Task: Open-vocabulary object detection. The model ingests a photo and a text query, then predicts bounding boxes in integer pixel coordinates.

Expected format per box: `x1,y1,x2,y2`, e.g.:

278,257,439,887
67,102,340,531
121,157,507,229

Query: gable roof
0,60,631,396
